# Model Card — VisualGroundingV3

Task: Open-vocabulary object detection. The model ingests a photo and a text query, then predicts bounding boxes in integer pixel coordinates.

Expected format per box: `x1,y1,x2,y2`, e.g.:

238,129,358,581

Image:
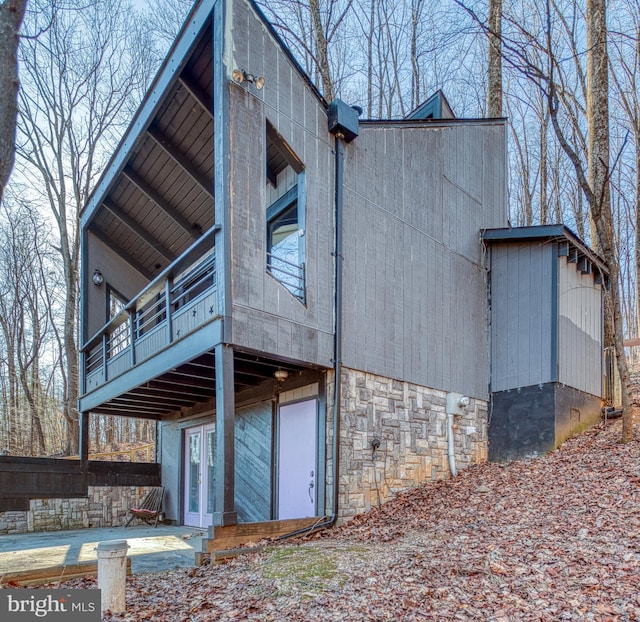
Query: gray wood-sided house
78,0,606,536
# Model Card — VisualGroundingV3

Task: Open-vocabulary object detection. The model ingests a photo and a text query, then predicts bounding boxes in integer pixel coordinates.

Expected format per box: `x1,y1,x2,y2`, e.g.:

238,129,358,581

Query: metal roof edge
359,117,508,129
481,224,609,276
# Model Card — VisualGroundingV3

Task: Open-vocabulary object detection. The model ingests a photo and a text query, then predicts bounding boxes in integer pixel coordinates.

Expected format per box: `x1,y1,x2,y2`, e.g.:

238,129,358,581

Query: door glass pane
188,433,201,513
206,430,215,515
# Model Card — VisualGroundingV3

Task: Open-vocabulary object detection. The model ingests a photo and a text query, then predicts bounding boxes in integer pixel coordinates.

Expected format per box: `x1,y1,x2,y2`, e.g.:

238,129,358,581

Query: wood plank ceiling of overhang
89,25,215,280
90,352,311,420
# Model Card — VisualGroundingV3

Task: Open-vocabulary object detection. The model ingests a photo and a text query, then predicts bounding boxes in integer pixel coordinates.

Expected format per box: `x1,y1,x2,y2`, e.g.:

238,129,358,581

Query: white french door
277,399,318,519
183,423,215,528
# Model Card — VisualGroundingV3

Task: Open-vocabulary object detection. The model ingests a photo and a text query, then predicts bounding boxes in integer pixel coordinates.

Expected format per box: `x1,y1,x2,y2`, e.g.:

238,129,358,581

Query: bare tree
487,0,502,116
0,0,28,201
16,0,153,453
0,199,57,455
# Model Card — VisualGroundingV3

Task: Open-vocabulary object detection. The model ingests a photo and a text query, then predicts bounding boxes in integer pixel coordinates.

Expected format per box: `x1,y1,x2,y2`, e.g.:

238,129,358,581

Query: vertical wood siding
557,257,603,396
489,242,554,391
228,0,334,368
342,124,508,399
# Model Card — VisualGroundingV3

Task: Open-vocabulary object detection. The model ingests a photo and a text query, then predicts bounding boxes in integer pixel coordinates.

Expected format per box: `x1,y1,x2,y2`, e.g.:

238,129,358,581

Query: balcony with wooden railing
81,230,220,402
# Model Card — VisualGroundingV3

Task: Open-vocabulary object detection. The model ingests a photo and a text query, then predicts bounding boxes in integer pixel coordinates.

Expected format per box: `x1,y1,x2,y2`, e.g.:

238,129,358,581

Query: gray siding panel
490,242,554,391
558,258,603,396
342,124,507,399
235,401,273,522
228,1,334,368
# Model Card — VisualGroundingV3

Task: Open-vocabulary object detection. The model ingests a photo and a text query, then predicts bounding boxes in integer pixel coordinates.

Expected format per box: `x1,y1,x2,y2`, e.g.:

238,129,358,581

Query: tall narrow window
106,285,129,356
266,121,306,303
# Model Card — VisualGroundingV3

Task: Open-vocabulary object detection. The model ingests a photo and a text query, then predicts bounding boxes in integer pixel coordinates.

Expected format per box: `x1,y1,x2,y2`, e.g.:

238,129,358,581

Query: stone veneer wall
0,486,152,534
326,368,488,521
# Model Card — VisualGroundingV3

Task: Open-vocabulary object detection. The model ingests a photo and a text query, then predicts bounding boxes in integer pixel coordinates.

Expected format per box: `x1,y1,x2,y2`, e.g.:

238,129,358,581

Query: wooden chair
125,487,164,527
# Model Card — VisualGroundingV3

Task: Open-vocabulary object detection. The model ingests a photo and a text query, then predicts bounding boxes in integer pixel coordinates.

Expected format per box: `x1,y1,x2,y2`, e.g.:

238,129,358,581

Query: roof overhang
482,224,609,285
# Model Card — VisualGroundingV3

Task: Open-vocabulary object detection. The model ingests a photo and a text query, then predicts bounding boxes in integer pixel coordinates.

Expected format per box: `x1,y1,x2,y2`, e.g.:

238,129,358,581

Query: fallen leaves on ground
66,420,640,620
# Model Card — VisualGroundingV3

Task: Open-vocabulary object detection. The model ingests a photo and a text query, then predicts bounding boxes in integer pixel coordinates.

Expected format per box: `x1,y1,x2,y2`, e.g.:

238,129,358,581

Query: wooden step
0,558,132,587
206,516,325,553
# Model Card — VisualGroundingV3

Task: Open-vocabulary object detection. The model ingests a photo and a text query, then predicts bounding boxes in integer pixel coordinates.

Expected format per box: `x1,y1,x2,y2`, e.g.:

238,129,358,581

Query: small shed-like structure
483,225,608,461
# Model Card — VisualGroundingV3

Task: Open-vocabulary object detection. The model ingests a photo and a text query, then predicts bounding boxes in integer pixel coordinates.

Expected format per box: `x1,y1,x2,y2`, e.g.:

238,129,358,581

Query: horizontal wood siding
489,242,554,391
234,401,273,522
228,0,334,368
557,257,603,396
87,460,161,487
342,124,508,399
0,457,160,499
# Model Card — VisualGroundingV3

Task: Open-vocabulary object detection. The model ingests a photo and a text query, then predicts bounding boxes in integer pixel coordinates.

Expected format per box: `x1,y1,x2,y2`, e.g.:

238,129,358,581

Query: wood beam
178,73,213,117
147,125,214,199
121,166,199,240
103,199,176,262
90,406,164,420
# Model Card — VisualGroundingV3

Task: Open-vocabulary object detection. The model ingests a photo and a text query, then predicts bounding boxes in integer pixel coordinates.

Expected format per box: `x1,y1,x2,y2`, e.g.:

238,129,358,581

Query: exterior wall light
274,369,288,382
92,269,104,286
232,68,264,90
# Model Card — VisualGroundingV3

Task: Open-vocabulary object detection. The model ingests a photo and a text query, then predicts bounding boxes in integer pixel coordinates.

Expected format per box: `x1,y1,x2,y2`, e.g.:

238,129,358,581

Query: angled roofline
482,224,609,277
81,0,216,228
81,0,330,229
248,0,327,107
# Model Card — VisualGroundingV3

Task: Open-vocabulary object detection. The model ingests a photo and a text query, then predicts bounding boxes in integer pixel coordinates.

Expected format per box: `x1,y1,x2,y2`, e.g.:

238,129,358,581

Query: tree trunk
586,0,633,442
309,0,333,101
487,0,502,117
0,0,28,201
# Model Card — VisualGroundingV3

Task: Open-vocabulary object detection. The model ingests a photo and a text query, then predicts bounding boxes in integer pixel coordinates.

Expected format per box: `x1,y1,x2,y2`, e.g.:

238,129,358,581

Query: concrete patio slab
0,525,205,578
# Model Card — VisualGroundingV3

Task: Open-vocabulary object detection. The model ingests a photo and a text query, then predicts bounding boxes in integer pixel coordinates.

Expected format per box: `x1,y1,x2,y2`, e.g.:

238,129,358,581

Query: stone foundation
327,368,488,520
0,486,153,534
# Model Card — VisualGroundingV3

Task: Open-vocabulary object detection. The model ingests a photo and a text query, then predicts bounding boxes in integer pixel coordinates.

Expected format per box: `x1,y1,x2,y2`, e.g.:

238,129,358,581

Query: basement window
266,121,306,303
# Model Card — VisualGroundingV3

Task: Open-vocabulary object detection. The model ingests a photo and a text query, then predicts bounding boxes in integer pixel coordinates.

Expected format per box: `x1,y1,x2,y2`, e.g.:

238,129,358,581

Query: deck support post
79,411,90,462
213,342,237,526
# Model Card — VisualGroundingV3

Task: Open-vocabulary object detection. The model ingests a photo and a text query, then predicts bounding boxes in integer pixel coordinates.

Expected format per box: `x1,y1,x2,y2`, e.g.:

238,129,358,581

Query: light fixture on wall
92,269,104,286
232,68,264,90
274,369,288,382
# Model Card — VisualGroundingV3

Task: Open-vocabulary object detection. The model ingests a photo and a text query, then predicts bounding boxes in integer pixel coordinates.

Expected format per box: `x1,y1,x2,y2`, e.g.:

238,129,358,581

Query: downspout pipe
283,100,359,535
446,413,457,478
330,131,345,524
272,128,347,540
445,393,470,478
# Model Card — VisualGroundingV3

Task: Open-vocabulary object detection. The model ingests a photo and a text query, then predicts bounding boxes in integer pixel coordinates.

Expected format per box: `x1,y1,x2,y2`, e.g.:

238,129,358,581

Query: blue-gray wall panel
489,242,554,391
234,400,272,522
557,257,603,396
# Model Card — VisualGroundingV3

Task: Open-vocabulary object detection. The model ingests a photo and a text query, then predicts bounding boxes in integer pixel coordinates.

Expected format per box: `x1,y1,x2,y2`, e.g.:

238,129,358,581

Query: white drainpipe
445,393,470,478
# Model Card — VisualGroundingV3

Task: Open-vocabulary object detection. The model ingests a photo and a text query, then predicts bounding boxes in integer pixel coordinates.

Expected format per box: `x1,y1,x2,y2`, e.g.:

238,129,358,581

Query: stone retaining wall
0,486,152,534
327,368,488,521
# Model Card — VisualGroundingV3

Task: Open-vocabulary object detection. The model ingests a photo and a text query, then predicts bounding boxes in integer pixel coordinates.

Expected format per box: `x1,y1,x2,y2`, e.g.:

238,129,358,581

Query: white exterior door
183,423,215,528
278,399,317,519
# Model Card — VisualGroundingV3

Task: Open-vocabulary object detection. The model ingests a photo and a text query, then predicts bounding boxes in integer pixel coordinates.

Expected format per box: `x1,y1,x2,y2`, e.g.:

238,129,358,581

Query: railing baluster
165,277,173,343
102,333,108,382
129,310,136,367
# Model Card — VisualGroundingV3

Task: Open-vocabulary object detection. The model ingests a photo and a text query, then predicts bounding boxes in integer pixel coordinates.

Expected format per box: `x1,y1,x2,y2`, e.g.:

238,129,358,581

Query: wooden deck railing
82,230,219,393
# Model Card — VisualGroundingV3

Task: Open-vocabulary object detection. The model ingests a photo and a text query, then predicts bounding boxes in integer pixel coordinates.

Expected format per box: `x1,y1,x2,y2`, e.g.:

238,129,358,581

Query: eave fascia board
482,224,609,277
80,0,215,229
